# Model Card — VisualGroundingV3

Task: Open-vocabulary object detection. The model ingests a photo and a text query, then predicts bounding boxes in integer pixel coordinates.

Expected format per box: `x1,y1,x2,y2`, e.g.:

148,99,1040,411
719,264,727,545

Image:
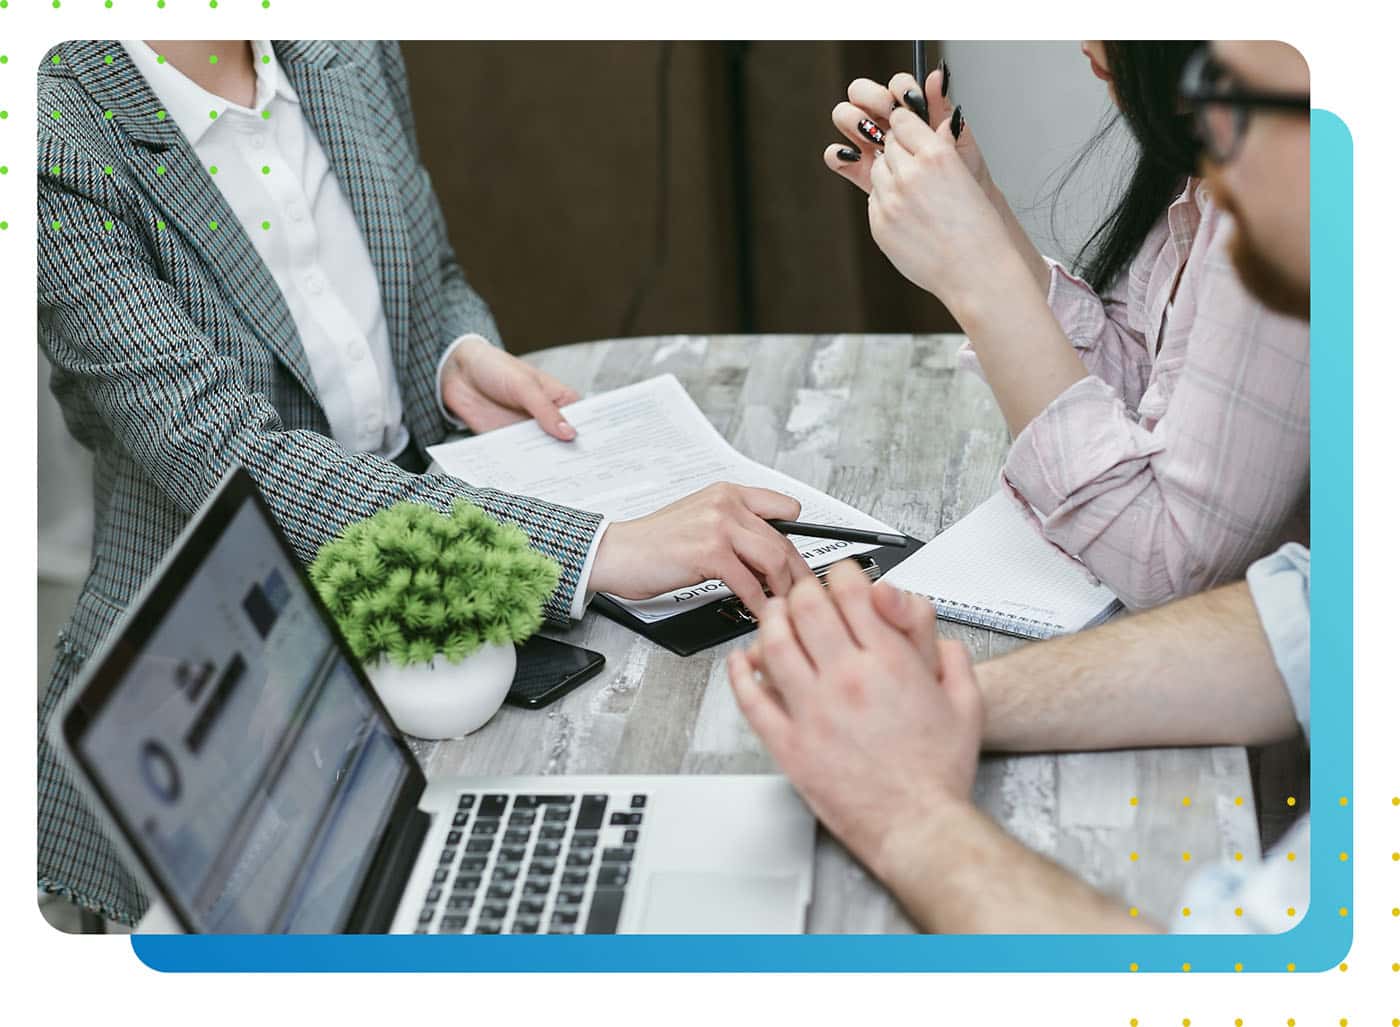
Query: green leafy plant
308,500,560,669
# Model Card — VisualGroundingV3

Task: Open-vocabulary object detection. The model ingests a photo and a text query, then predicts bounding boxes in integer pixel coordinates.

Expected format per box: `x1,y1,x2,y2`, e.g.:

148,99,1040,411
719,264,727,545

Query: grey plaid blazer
38,40,603,924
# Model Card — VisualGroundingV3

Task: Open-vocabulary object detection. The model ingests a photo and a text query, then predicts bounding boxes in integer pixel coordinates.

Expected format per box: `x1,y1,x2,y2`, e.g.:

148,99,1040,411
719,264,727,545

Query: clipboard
590,538,926,657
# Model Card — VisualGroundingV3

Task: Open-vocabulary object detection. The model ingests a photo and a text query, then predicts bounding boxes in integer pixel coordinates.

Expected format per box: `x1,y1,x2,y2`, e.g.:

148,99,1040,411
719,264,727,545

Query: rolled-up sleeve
1246,543,1310,742
996,233,1309,609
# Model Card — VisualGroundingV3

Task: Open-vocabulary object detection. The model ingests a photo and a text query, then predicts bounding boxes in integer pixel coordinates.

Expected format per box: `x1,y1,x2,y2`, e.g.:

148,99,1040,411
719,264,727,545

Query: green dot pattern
156,110,167,121
156,220,166,231
261,165,270,175
261,220,271,230
104,55,114,65
155,166,166,176
209,220,219,231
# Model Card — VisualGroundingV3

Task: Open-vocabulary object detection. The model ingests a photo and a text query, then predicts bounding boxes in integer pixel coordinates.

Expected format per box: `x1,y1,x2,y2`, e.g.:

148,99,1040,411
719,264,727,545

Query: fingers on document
518,379,576,441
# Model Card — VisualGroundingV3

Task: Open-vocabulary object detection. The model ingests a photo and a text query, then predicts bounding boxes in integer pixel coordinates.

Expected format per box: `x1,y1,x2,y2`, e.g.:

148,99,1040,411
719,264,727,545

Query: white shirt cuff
435,333,492,431
570,518,610,620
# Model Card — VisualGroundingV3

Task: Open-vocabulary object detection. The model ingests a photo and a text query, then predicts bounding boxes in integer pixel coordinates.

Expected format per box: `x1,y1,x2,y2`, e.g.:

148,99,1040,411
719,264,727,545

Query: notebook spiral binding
922,596,1061,640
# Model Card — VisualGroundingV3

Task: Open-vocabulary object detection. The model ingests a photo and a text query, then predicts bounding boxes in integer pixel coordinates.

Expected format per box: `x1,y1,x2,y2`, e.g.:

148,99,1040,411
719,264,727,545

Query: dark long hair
1068,42,1204,293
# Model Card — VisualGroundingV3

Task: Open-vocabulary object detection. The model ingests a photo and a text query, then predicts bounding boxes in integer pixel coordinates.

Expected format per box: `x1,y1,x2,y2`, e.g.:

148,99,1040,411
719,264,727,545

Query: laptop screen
74,492,413,932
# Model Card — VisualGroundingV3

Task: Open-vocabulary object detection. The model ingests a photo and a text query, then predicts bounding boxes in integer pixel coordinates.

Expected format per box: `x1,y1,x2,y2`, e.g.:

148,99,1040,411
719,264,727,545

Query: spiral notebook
882,490,1122,640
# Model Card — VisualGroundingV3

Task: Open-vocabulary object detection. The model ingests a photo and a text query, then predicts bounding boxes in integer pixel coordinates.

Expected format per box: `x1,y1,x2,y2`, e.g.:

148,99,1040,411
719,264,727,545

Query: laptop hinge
344,807,431,934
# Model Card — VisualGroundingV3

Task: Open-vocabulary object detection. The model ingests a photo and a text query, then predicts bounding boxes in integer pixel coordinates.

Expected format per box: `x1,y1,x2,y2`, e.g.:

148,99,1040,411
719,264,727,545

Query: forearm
988,182,1052,297
951,250,1089,438
875,799,1159,933
977,581,1299,752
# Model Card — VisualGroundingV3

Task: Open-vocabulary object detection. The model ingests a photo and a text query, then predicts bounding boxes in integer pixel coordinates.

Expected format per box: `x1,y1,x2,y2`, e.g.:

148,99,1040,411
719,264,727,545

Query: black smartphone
506,635,606,709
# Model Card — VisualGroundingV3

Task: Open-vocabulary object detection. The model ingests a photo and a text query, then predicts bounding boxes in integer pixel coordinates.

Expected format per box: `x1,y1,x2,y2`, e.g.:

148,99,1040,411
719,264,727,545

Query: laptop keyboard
415,791,647,935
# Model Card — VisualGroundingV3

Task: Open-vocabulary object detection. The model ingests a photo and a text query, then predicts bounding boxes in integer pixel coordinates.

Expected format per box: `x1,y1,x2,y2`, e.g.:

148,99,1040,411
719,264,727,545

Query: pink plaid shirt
967,178,1310,609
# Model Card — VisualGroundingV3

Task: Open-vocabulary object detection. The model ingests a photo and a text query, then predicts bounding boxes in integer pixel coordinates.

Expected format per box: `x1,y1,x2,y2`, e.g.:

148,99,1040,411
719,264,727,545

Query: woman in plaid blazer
38,39,810,924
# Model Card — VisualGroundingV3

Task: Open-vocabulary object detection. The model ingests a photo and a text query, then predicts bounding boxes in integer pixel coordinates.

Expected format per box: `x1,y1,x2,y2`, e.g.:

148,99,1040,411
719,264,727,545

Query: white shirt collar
120,40,299,146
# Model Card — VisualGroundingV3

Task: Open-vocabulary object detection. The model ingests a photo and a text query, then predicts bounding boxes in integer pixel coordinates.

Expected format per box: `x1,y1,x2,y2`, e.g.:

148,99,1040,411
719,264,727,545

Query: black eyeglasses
1179,47,1309,164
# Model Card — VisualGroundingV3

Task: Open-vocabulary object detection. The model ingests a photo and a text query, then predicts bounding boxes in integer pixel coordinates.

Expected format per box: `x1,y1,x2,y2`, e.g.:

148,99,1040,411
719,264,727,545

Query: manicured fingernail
902,87,929,123
856,118,886,146
939,58,951,98
950,105,964,141
558,420,576,438
836,146,861,163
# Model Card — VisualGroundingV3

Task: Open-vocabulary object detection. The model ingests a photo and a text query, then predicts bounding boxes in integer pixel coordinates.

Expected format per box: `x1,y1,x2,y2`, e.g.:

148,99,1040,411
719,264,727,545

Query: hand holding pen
825,60,980,195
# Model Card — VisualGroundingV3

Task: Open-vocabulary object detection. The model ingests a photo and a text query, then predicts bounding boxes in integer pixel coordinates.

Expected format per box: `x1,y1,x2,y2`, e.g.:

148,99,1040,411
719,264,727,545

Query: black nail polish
856,118,886,146
902,87,929,124
950,105,964,141
939,58,951,98
836,146,861,163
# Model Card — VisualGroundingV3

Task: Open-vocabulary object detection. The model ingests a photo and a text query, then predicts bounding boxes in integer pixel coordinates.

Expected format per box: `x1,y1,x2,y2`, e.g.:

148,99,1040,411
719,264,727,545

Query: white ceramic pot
367,642,517,740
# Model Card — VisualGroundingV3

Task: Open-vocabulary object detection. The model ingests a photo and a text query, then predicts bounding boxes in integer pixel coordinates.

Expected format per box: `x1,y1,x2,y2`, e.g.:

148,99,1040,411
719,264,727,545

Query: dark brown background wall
401,41,956,354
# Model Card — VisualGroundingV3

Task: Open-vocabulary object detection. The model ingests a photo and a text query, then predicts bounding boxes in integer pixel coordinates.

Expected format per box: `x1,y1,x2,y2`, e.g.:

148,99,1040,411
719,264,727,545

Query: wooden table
415,333,1261,932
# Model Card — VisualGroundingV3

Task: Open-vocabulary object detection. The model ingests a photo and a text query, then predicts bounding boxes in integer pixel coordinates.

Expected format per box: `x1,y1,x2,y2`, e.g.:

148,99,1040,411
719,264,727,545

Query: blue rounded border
132,111,1352,974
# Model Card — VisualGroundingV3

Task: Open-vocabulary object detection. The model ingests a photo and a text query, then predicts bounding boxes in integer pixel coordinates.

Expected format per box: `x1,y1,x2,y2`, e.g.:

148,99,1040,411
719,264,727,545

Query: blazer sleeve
37,140,599,625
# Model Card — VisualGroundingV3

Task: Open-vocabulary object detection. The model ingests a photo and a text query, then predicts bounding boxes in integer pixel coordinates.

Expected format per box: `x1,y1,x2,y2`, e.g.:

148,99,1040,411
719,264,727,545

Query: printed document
428,374,899,622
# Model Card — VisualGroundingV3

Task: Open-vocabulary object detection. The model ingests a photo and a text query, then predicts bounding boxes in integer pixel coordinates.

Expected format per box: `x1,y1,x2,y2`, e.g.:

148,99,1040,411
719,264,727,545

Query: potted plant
309,499,560,739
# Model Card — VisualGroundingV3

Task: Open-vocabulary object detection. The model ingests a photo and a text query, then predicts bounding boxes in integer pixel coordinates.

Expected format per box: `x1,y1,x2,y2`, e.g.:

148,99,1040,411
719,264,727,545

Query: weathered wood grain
424,334,1259,932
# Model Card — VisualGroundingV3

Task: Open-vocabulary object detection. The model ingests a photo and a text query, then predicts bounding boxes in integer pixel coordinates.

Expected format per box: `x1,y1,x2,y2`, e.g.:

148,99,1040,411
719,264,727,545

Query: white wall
941,40,1135,266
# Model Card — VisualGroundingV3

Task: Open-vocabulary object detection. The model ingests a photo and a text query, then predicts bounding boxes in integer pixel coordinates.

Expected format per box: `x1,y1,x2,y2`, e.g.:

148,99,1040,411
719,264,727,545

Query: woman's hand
587,483,816,617
824,67,991,199
866,108,1017,316
441,334,581,440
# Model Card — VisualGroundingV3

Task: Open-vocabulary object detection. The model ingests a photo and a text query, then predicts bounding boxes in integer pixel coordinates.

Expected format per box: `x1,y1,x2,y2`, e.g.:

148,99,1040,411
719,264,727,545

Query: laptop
55,467,815,934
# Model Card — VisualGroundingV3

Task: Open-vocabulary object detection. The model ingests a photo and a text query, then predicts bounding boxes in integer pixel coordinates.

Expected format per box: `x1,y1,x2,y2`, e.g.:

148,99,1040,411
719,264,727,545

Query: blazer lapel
64,42,319,401
275,42,415,399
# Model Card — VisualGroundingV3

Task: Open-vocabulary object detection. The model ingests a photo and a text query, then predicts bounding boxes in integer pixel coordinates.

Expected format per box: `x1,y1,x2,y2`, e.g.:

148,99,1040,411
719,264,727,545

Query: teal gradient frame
131,111,1351,973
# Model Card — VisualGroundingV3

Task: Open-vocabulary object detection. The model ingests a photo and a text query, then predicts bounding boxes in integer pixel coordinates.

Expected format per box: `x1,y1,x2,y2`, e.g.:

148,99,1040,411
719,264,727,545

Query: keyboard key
461,856,488,871
531,841,561,859
548,925,575,935
446,894,473,911
575,795,608,830
432,868,449,885
584,887,626,934
418,906,434,924
513,795,539,810
457,795,476,811
504,829,531,845
471,820,500,835
551,909,579,925
571,831,598,847
596,866,629,888
438,848,456,864
623,829,639,844
487,883,514,900
426,887,442,903
529,861,557,877
630,795,647,809
482,902,508,919
530,794,576,805
414,927,428,935
562,870,590,886
447,830,463,845
500,845,526,862
440,915,469,932
466,838,493,854
452,812,469,828
558,889,584,906
609,812,642,826
543,807,571,823
474,922,502,934
524,878,552,895
602,847,634,863
566,852,593,868
478,794,509,819
454,874,481,892
517,899,545,915
540,825,566,841
511,917,540,934
492,865,520,882
509,811,536,827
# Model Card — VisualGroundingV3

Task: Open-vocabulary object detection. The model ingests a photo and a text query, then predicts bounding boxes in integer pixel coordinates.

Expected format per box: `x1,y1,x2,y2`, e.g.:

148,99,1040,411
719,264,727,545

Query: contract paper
427,374,899,623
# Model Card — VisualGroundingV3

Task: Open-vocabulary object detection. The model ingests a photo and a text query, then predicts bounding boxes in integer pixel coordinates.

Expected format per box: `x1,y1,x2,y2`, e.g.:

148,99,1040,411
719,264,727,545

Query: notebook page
882,490,1119,635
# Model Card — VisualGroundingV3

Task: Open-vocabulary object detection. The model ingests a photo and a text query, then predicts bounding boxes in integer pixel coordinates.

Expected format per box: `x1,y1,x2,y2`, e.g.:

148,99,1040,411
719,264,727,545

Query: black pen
913,40,927,93
767,520,910,548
